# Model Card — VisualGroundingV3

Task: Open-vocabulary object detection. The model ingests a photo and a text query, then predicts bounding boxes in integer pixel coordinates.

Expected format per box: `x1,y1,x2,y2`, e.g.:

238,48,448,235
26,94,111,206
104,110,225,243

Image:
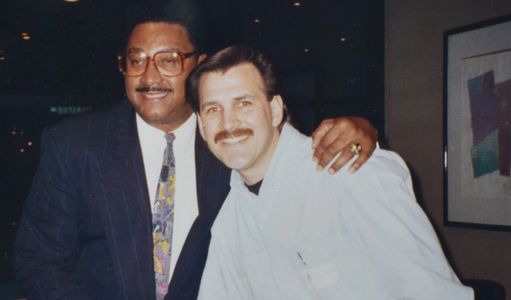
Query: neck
239,129,280,186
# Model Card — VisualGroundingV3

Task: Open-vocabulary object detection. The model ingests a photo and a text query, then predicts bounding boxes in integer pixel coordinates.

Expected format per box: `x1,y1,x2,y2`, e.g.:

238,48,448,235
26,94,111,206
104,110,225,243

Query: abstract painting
444,15,511,229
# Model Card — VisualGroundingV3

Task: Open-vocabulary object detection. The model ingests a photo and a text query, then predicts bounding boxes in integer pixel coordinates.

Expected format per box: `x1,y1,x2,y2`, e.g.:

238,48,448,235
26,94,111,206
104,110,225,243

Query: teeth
142,92,168,99
220,135,248,144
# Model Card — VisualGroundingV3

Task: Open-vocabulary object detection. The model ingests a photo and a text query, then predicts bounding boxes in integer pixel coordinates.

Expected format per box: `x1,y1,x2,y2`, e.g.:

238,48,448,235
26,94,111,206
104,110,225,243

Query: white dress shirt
199,123,473,300
136,113,198,281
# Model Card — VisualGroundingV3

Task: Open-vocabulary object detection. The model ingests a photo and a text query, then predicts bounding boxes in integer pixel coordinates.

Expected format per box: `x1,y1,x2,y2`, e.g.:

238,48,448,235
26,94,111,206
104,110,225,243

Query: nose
140,58,164,86
222,108,241,131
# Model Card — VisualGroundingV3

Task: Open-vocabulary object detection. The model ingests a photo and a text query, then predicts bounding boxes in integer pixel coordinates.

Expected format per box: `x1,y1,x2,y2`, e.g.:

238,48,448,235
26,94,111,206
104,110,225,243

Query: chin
222,158,250,172
140,108,170,121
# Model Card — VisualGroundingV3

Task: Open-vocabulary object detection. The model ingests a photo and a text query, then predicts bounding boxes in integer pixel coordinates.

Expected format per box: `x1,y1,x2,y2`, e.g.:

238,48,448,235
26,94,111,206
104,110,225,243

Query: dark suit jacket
15,101,231,300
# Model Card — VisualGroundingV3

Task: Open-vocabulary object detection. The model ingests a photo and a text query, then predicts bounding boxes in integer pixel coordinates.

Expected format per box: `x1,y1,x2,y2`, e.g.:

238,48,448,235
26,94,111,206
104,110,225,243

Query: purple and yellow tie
152,132,176,300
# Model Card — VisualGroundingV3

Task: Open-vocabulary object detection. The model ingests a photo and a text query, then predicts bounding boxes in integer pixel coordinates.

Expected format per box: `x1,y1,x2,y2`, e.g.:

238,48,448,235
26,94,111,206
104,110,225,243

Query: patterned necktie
152,132,176,300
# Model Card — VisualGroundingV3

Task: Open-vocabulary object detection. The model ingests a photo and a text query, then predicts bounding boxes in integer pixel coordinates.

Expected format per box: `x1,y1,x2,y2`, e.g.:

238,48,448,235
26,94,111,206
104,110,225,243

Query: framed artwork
444,14,511,230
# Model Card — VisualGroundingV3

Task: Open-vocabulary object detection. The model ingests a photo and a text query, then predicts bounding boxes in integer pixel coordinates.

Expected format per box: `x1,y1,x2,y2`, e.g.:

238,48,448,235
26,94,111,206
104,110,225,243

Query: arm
337,151,473,299
15,129,91,300
311,116,377,174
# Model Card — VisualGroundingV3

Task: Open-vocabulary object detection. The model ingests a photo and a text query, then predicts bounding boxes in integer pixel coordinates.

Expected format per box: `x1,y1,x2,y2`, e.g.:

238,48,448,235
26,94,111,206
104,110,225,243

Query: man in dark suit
14,1,377,299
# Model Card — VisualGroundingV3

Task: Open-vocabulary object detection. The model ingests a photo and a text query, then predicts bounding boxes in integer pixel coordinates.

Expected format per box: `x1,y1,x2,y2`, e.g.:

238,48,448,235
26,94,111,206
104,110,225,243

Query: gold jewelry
350,143,362,155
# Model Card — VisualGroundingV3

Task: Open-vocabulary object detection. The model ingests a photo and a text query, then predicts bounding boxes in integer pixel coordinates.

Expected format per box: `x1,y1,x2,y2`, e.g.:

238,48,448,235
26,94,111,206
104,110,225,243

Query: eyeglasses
117,49,196,77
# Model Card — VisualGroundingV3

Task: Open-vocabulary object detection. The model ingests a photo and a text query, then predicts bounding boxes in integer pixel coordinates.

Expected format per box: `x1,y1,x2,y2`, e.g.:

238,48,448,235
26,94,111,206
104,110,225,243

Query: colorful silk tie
153,132,176,300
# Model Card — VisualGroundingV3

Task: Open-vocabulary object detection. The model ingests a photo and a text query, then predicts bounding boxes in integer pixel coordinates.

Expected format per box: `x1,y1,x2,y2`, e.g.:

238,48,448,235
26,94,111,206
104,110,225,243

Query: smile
140,91,171,99
136,86,172,100
218,135,250,145
214,128,254,144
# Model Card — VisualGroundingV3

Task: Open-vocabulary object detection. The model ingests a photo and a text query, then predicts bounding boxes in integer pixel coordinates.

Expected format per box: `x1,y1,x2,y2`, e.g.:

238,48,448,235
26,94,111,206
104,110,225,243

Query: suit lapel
167,129,231,298
94,107,230,299
195,129,231,221
94,102,155,300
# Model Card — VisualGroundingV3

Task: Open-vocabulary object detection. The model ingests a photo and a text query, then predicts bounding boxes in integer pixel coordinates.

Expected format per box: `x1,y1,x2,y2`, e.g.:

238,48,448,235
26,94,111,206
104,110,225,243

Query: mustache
135,86,172,93
214,128,254,143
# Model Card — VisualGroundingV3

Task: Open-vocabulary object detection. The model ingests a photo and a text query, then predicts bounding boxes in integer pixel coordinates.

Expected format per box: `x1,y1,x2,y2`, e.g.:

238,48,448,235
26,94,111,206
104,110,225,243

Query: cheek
203,123,217,141
125,77,138,93
244,110,269,127
174,66,195,90
202,119,221,142
168,76,186,96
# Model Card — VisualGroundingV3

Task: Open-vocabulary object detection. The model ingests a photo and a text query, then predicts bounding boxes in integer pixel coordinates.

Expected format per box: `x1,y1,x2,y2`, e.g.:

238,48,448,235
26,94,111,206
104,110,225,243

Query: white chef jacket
198,123,473,300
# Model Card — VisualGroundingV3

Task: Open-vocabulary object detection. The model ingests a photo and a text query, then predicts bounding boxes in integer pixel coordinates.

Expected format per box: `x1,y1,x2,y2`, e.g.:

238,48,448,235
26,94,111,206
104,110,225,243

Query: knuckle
314,147,325,156
335,155,350,165
340,150,354,160
323,118,334,125
337,118,353,129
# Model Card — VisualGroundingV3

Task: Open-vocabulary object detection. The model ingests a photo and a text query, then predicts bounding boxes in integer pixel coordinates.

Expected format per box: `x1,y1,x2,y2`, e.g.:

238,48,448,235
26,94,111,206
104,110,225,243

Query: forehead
199,63,265,99
127,22,194,52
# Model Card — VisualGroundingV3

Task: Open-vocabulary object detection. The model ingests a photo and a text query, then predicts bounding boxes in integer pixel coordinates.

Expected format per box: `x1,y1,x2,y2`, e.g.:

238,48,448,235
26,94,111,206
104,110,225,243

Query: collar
136,113,197,146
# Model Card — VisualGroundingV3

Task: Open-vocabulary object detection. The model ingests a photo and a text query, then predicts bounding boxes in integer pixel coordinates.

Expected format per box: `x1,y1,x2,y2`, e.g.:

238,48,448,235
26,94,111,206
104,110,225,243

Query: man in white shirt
187,45,474,299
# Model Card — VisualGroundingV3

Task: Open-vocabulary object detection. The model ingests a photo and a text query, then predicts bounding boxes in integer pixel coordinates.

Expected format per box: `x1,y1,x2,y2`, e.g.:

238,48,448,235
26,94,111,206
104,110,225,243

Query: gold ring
350,143,362,155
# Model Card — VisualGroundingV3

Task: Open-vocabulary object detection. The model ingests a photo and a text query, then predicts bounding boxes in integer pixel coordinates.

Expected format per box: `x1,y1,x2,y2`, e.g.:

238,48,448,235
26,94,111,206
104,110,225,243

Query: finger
311,119,334,150
348,152,369,173
327,149,355,174
348,141,376,173
314,129,352,167
314,146,338,171
315,118,357,152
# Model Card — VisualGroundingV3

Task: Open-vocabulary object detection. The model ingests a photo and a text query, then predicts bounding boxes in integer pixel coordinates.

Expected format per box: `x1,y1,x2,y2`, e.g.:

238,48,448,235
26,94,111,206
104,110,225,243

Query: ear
270,95,284,128
197,114,207,140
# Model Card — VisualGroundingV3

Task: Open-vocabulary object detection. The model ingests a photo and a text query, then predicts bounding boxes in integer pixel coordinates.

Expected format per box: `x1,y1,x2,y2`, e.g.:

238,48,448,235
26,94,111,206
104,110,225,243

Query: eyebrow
200,100,220,111
233,94,254,101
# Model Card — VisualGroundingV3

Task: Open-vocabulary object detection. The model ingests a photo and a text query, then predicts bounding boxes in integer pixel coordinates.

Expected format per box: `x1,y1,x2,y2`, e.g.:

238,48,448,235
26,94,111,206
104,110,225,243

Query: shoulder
39,101,135,160
281,123,313,151
275,123,315,165
340,149,410,184
44,100,132,136
42,101,133,144
327,150,420,230
324,149,415,211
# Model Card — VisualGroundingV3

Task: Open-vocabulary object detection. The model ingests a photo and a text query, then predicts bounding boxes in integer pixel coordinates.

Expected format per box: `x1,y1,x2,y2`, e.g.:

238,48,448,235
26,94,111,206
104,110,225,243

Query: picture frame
444,14,511,230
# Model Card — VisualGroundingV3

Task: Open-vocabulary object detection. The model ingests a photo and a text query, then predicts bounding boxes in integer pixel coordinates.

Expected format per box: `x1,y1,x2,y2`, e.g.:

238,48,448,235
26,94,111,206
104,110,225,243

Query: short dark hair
187,45,280,112
123,0,206,53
